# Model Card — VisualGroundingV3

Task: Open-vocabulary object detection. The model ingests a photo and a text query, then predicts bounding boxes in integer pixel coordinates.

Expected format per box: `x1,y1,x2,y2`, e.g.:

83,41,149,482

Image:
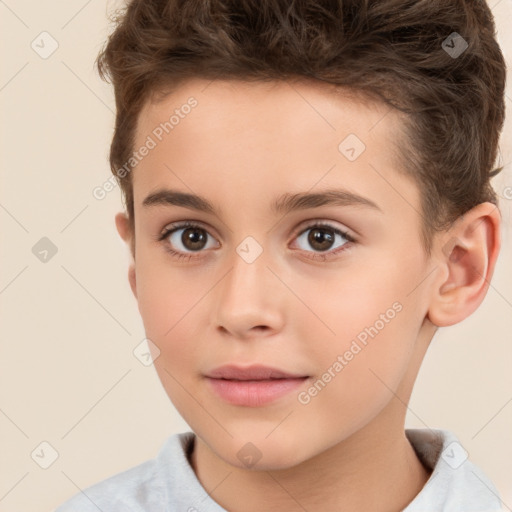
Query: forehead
137,77,399,143
131,77,418,222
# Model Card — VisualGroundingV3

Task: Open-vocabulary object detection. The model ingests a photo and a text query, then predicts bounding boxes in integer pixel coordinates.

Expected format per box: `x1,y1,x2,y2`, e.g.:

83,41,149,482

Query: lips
204,364,310,407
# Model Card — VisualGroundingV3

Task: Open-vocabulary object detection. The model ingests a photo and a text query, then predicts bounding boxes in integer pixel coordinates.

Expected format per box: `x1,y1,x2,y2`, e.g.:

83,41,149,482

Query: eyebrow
142,188,382,216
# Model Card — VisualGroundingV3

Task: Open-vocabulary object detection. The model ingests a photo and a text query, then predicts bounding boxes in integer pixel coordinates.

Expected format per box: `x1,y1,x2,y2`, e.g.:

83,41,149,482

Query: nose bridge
213,235,283,334
223,236,271,305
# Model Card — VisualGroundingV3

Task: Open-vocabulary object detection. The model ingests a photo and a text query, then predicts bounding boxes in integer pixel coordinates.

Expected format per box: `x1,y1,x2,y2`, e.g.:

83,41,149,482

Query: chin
206,432,315,472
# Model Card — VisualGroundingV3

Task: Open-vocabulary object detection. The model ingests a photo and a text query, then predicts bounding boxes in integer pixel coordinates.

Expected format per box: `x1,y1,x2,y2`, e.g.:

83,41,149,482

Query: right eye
158,221,219,260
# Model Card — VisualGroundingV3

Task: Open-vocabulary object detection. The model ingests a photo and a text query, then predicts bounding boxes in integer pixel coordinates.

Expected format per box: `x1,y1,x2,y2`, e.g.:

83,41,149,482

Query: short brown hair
96,0,506,254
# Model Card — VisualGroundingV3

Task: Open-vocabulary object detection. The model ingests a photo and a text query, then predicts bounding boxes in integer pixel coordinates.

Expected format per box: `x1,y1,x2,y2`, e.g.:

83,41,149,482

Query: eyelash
156,221,356,262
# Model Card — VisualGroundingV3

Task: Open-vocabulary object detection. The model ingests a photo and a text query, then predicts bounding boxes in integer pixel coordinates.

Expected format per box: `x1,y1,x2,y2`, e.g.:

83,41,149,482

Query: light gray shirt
55,428,502,511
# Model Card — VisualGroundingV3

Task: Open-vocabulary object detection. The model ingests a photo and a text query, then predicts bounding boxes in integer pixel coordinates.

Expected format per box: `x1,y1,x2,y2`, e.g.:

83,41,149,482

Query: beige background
0,1,511,511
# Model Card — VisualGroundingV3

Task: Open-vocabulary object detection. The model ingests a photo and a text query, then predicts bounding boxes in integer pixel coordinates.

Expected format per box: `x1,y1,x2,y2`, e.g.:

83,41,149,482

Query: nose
213,242,285,340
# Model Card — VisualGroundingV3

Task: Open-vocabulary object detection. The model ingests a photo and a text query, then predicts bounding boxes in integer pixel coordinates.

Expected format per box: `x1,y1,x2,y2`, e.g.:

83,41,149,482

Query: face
126,78,435,470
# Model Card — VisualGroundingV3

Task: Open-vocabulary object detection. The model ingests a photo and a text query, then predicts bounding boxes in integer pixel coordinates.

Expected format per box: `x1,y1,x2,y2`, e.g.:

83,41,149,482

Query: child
56,0,506,510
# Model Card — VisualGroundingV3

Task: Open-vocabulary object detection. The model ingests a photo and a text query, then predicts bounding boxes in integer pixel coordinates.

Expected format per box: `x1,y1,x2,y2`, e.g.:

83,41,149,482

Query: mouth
204,364,310,407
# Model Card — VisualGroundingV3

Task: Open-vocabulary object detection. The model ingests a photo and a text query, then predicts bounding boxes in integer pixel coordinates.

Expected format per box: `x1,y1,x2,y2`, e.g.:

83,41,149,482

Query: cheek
295,256,423,407
136,246,202,325
134,253,206,367
135,260,208,419
296,259,411,350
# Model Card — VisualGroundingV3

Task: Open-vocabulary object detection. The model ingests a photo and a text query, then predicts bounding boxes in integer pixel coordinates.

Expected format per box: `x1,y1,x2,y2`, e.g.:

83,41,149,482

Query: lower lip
206,377,309,407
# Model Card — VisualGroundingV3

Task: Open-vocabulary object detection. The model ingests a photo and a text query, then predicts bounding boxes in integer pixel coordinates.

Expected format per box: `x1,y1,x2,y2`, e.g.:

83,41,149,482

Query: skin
115,78,500,511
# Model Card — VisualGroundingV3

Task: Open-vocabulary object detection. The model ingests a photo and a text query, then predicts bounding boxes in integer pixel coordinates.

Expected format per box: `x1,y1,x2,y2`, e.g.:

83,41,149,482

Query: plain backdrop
1,1,511,511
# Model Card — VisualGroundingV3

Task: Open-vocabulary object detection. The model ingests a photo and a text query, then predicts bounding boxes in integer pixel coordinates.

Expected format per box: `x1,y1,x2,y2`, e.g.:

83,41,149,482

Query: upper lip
206,364,308,381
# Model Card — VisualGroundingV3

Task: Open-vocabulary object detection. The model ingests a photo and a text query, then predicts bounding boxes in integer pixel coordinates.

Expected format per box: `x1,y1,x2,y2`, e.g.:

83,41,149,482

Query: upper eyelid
297,220,354,238
160,220,218,240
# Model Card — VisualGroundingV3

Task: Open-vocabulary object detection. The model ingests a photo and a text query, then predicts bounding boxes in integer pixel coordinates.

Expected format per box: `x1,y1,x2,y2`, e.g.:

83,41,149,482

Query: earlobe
427,203,501,327
115,212,137,300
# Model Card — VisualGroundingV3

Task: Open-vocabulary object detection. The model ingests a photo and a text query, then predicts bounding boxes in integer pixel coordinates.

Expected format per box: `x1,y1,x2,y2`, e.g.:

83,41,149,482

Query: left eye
293,223,354,254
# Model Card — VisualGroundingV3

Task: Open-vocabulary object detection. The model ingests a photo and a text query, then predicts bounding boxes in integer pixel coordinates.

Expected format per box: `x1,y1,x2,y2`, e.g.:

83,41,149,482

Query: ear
115,212,137,300
427,202,501,327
